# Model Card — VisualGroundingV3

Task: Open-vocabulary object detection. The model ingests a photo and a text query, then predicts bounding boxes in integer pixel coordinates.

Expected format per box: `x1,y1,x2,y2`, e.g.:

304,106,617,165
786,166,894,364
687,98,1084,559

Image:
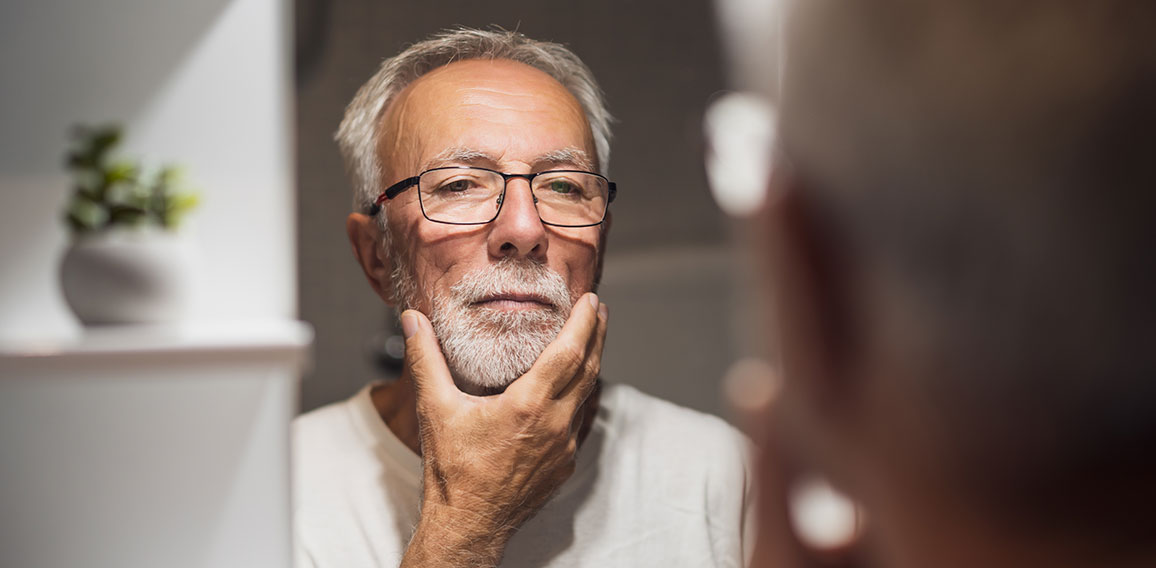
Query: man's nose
487,179,548,260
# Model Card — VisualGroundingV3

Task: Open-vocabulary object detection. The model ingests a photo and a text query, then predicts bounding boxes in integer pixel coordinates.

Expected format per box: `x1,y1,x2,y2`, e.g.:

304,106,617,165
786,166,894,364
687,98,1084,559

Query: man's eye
547,180,579,194
439,179,475,192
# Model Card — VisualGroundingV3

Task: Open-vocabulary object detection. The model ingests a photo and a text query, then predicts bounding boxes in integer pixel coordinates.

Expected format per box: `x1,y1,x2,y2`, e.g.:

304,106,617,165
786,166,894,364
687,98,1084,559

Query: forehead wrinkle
393,59,598,176
460,85,546,100
453,100,578,119
460,101,541,114
454,84,585,118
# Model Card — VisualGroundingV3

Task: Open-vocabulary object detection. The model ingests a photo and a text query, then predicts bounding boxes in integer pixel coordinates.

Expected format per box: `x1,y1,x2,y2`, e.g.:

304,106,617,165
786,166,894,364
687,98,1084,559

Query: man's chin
446,358,528,396
440,332,545,397
432,304,566,397
450,376,516,397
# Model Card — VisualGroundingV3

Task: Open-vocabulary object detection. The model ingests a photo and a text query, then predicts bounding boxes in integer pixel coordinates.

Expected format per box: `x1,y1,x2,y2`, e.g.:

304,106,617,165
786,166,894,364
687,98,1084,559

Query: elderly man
740,1,1156,567
293,29,752,567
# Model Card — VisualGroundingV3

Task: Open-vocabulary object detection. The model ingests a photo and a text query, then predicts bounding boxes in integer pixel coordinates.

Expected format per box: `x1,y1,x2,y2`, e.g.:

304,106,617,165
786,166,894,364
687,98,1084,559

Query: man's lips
471,293,555,311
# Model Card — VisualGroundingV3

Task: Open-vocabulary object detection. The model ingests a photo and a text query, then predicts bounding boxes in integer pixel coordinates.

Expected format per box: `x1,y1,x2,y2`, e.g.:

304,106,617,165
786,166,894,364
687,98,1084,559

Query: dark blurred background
296,0,751,418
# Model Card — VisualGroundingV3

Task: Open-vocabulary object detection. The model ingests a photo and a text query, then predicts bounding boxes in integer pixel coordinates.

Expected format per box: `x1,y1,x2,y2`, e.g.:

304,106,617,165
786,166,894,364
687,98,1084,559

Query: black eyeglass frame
368,166,617,228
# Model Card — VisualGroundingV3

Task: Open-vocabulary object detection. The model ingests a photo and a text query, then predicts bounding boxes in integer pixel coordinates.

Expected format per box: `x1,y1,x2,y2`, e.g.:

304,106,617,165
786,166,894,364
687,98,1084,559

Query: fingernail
587,293,599,310
598,302,608,320
401,311,419,339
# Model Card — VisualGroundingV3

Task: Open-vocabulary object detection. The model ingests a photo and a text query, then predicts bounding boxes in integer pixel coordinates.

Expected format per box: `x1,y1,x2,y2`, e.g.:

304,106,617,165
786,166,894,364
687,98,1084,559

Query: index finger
507,292,601,401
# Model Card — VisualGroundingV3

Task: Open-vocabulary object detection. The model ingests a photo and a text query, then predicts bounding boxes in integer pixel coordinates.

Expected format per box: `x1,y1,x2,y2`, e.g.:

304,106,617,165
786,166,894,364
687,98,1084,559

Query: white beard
392,252,573,395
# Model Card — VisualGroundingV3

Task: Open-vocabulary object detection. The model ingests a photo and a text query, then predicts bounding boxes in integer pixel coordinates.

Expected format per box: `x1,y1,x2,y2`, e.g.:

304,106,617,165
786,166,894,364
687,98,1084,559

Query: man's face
376,59,605,393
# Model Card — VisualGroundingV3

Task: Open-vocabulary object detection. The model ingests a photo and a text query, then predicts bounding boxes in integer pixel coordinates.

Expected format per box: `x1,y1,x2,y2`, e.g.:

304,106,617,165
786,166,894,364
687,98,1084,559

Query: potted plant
59,125,200,325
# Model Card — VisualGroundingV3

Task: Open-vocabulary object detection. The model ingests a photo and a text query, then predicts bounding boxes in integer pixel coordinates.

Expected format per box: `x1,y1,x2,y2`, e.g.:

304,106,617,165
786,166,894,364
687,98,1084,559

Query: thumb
400,309,455,408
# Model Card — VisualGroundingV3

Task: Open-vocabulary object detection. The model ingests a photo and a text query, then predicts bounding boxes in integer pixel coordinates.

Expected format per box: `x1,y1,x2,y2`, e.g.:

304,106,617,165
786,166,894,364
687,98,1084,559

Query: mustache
450,258,573,312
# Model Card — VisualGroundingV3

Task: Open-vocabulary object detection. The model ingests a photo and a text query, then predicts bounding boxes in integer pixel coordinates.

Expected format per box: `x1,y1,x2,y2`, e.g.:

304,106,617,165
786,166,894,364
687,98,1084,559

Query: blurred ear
760,172,855,401
346,213,395,305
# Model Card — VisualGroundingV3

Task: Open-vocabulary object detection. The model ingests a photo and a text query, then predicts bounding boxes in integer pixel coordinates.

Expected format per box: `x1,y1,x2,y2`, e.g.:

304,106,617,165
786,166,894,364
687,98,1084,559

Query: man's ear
760,174,855,402
346,213,395,305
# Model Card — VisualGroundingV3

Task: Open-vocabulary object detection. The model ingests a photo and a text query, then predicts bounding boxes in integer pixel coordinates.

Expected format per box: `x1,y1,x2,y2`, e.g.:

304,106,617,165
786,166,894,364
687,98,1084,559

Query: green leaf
105,180,140,207
106,160,137,183
73,170,104,198
66,152,94,171
65,215,83,233
64,123,199,232
107,204,147,227
88,127,121,163
66,195,109,232
161,192,198,228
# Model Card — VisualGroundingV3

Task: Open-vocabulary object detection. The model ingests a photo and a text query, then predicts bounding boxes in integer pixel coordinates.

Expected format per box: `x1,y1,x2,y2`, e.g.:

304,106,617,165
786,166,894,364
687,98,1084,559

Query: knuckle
407,352,430,380
550,415,573,439
583,376,600,397
555,450,577,479
581,359,601,380
511,396,547,422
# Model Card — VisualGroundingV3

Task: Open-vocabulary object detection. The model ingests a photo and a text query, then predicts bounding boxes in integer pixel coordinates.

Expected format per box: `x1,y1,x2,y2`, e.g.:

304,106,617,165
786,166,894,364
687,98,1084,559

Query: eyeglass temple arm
368,176,420,215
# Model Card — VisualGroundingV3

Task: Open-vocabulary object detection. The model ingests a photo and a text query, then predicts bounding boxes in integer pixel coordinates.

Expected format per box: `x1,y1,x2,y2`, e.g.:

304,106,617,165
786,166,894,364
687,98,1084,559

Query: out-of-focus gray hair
336,27,614,213
781,0,1156,541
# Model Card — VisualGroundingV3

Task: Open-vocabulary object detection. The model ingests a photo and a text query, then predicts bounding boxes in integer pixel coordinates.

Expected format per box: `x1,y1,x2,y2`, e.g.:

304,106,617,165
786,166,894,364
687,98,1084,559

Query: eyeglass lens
417,168,608,226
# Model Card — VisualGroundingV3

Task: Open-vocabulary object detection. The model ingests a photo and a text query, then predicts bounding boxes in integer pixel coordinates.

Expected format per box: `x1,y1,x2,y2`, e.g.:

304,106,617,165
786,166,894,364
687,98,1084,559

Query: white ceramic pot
60,229,191,325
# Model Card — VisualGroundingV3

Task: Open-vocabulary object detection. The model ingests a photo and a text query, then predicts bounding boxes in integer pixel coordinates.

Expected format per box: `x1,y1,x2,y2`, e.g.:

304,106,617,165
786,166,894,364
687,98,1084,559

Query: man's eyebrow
421,146,596,172
535,147,595,171
423,147,499,170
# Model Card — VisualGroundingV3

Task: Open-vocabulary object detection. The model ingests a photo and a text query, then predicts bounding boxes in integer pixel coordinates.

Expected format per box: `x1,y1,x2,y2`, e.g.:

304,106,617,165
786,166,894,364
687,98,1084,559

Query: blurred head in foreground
754,1,1156,566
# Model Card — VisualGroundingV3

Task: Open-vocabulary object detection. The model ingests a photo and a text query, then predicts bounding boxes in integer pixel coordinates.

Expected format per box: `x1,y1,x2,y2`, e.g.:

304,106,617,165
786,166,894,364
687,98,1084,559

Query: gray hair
336,27,614,213
782,0,1156,540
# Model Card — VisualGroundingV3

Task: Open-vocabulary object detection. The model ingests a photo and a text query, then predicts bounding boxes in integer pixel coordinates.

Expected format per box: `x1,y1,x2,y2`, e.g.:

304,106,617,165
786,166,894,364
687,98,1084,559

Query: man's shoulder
589,382,753,560
291,388,419,566
605,381,746,439
601,382,750,463
293,396,360,452
291,393,379,483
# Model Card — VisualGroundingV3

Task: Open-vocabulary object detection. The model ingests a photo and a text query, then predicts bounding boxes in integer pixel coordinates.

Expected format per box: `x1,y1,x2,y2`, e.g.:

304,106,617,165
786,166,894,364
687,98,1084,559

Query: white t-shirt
292,382,754,567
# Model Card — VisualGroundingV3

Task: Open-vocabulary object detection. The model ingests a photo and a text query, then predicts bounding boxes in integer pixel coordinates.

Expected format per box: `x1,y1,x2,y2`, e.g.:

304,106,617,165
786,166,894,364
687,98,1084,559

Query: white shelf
0,319,312,373
0,319,312,568
1,319,312,357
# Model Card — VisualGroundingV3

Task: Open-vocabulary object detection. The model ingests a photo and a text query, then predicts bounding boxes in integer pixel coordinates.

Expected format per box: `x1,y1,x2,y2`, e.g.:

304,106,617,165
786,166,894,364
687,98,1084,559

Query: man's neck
371,373,602,456
371,376,421,454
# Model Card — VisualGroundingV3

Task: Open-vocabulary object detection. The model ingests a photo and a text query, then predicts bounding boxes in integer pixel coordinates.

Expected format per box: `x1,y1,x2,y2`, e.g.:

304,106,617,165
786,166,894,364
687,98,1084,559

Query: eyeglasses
368,166,617,228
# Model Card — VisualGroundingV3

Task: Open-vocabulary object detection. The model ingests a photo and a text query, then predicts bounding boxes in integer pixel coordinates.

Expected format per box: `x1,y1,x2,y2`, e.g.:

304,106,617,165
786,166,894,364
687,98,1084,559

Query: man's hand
399,292,608,568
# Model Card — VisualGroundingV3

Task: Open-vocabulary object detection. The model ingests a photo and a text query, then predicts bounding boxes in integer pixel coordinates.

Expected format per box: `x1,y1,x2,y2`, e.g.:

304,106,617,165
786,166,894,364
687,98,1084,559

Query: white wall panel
0,0,294,342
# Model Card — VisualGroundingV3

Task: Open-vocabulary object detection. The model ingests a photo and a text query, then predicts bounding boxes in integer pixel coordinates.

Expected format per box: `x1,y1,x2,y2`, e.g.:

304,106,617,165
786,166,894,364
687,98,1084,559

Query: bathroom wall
0,0,296,342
